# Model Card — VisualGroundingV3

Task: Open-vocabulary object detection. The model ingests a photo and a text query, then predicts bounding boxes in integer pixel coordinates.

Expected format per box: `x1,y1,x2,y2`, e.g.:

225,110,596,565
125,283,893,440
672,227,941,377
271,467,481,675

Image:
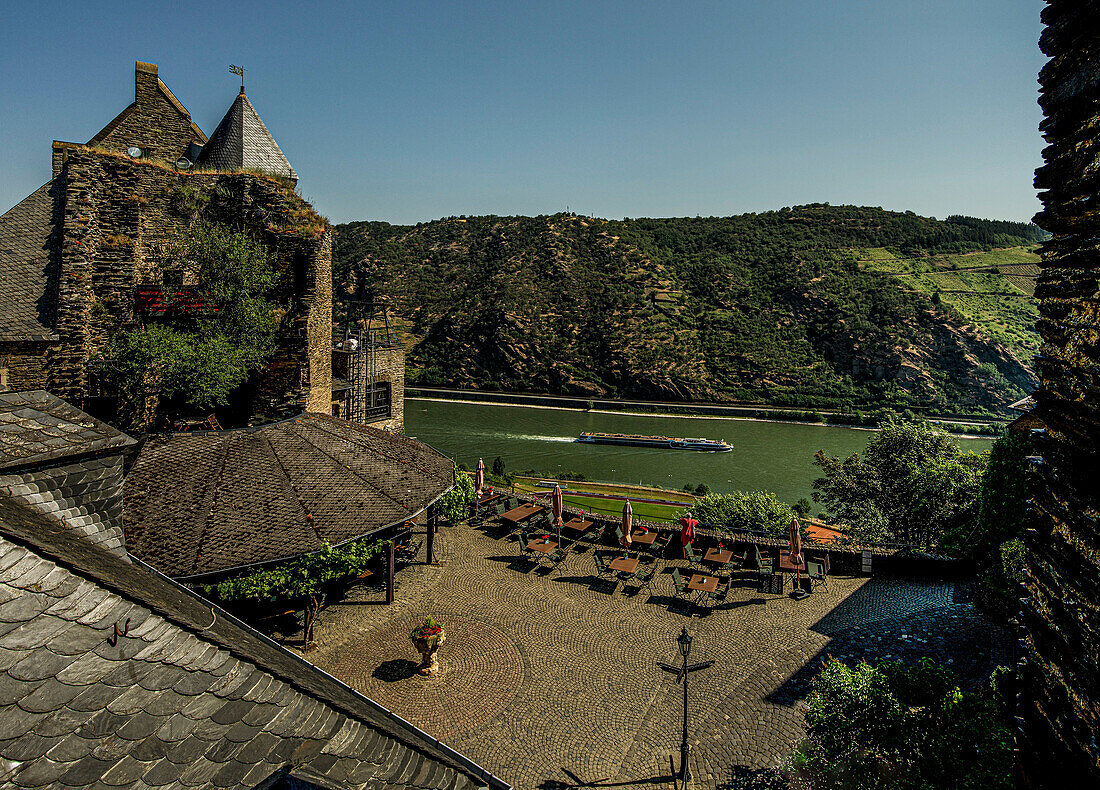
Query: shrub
690,491,794,535
794,658,1013,789
435,473,474,524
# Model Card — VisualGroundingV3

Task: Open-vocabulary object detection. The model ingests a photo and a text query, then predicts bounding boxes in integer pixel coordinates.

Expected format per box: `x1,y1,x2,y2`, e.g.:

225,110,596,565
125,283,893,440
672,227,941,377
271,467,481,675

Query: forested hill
334,205,1046,413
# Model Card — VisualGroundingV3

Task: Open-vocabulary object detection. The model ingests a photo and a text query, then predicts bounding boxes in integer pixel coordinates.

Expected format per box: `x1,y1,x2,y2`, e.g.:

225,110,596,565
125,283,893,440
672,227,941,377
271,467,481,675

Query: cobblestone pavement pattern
301,523,1012,790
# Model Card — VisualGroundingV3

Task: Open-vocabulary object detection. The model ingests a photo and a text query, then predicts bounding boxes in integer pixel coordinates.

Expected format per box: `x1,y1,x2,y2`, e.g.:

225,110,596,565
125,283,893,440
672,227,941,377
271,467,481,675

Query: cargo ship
576,432,732,452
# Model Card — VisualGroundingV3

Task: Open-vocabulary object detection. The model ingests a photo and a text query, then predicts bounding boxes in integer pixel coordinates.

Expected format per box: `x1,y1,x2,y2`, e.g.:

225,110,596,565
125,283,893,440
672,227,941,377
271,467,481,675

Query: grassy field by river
512,476,695,523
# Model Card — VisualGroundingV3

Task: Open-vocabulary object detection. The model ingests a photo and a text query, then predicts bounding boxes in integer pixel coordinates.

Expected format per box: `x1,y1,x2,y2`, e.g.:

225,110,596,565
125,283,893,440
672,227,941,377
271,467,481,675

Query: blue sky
1,1,1046,224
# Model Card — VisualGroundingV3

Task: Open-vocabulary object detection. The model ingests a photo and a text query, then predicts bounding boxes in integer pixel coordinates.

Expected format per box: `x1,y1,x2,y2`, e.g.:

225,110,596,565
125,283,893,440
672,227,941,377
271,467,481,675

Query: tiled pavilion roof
123,413,453,579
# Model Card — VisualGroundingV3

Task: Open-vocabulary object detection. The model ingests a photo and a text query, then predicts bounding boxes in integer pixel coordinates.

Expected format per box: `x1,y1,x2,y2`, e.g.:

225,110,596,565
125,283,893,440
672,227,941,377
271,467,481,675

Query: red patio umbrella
789,517,804,591
622,500,633,549
679,512,697,559
552,484,564,546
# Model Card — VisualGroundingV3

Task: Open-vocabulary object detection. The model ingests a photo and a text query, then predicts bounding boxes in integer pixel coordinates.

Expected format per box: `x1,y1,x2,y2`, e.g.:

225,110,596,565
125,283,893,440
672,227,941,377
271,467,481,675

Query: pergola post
386,540,395,604
426,504,436,564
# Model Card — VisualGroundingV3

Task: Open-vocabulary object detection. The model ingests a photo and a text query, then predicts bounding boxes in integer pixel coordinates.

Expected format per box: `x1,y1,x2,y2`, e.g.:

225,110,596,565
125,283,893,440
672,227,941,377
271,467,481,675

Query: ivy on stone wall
96,221,283,426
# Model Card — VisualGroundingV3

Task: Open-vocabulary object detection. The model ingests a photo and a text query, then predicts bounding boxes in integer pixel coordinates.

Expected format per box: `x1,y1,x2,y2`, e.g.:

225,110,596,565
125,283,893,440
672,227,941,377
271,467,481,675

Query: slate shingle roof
0,391,135,471
195,91,298,183
0,496,504,790
123,413,453,578
0,182,61,342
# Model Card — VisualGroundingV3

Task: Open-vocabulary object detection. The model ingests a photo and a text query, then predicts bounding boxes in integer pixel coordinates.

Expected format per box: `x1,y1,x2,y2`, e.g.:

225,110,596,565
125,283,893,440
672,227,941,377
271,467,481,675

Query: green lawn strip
513,476,698,504
558,494,683,523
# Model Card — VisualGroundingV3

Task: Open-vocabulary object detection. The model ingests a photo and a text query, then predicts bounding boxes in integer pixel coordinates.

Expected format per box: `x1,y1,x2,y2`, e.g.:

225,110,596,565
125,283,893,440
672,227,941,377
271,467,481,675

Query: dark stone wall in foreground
1023,0,1100,783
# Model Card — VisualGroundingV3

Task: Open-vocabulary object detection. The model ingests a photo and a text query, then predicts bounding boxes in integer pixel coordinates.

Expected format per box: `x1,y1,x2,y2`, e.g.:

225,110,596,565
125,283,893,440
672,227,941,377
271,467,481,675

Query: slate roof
195,90,298,183
0,495,505,790
0,181,61,342
0,391,135,472
123,413,453,579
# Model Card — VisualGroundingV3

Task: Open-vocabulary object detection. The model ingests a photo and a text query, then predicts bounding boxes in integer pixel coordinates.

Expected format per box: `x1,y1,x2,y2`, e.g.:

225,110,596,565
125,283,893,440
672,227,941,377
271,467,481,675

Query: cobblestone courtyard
300,523,1013,790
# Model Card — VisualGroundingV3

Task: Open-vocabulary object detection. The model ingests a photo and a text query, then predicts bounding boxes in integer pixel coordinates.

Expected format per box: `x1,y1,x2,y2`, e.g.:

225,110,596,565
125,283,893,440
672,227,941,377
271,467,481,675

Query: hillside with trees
334,205,1045,413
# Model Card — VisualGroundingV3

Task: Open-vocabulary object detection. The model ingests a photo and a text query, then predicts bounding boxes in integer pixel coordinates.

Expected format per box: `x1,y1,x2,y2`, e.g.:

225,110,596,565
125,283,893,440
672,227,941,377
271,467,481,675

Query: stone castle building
0,61,404,431
1021,1,1100,784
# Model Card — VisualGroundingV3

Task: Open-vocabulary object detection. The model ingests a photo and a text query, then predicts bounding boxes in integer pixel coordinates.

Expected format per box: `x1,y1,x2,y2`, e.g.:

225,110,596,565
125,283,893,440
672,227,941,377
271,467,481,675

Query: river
405,399,995,506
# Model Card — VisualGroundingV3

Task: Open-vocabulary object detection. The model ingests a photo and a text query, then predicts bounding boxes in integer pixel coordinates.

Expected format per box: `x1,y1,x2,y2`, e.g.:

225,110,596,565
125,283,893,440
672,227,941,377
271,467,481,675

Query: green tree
793,498,813,517
492,456,506,477
690,490,794,535
795,658,1013,789
97,222,282,427
204,537,381,645
812,419,986,549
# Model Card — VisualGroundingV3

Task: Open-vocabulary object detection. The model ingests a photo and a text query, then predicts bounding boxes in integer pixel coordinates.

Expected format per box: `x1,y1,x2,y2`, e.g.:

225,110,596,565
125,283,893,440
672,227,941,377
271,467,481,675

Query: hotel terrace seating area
289,498,1016,790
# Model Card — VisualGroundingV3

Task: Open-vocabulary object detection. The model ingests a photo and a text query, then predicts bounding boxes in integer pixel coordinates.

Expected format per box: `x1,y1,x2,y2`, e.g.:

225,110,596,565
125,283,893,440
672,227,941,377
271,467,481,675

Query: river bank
407,387,1006,438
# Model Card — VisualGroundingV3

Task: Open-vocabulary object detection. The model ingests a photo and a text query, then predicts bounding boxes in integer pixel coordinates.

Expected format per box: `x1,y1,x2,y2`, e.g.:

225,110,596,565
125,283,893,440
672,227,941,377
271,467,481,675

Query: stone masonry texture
1023,1,1100,784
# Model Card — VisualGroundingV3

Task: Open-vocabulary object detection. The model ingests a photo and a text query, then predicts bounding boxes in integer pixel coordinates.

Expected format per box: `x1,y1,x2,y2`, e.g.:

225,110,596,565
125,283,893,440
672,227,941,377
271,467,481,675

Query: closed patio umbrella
790,517,804,592
475,458,484,497
622,500,633,549
553,484,564,545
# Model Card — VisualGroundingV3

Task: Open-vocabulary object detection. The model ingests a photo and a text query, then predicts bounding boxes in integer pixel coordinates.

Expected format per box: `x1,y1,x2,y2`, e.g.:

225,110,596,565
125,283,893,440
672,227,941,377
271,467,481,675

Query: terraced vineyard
859,246,1041,360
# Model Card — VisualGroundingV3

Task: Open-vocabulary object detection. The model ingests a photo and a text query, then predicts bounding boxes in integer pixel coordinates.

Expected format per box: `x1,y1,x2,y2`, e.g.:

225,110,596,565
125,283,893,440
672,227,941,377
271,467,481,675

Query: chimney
134,61,159,104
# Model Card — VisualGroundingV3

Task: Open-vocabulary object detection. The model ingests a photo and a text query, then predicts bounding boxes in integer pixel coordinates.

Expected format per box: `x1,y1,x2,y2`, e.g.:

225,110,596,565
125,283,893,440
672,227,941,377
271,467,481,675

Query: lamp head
677,627,692,657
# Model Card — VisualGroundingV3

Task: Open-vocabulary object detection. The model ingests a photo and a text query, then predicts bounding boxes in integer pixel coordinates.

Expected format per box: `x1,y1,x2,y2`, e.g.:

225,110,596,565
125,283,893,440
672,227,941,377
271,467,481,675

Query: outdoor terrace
292,508,1014,790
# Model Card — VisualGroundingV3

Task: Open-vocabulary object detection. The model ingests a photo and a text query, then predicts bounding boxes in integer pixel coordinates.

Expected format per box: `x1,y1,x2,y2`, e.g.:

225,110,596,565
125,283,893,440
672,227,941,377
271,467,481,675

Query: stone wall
84,62,206,164
0,454,129,557
48,149,332,426
0,342,50,391
1021,1,1100,783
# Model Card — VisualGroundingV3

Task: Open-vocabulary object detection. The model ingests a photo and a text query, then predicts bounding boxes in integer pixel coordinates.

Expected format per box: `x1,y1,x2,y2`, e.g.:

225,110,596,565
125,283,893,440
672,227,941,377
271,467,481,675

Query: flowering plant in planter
410,616,446,675
410,616,445,647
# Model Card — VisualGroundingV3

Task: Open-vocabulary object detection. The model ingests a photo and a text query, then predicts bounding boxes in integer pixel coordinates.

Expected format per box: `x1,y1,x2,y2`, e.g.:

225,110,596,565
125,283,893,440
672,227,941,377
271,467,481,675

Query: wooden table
704,548,733,564
526,538,559,554
561,517,594,535
778,549,806,573
609,556,640,574
501,503,544,523
686,573,718,594
630,529,657,546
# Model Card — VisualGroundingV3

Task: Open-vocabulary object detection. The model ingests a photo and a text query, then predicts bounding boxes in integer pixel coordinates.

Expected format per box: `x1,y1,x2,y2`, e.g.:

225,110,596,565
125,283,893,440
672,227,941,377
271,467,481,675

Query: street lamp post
677,627,692,781
658,630,713,785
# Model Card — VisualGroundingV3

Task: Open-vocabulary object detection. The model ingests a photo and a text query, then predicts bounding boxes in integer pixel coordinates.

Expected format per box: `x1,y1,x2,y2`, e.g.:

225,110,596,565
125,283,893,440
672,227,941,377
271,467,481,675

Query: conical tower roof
196,88,297,183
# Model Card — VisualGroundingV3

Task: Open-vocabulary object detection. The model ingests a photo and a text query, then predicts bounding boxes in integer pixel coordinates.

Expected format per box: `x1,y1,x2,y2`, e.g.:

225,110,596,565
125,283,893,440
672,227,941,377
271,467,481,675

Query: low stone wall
504,491,967,578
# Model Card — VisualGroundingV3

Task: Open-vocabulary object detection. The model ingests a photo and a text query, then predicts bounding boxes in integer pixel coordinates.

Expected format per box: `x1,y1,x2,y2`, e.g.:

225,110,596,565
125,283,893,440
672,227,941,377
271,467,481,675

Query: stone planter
412,632,446,675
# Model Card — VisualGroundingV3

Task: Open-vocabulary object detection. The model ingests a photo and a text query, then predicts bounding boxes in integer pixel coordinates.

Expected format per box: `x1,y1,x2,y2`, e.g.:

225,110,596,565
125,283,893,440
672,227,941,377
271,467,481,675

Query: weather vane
229,64,245,89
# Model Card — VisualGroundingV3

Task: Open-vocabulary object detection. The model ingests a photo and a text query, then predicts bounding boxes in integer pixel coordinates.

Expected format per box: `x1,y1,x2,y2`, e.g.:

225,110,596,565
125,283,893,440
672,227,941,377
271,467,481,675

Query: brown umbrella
475,458,484,497
622,500,633,549
790,517,804,591
552,484,564,545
